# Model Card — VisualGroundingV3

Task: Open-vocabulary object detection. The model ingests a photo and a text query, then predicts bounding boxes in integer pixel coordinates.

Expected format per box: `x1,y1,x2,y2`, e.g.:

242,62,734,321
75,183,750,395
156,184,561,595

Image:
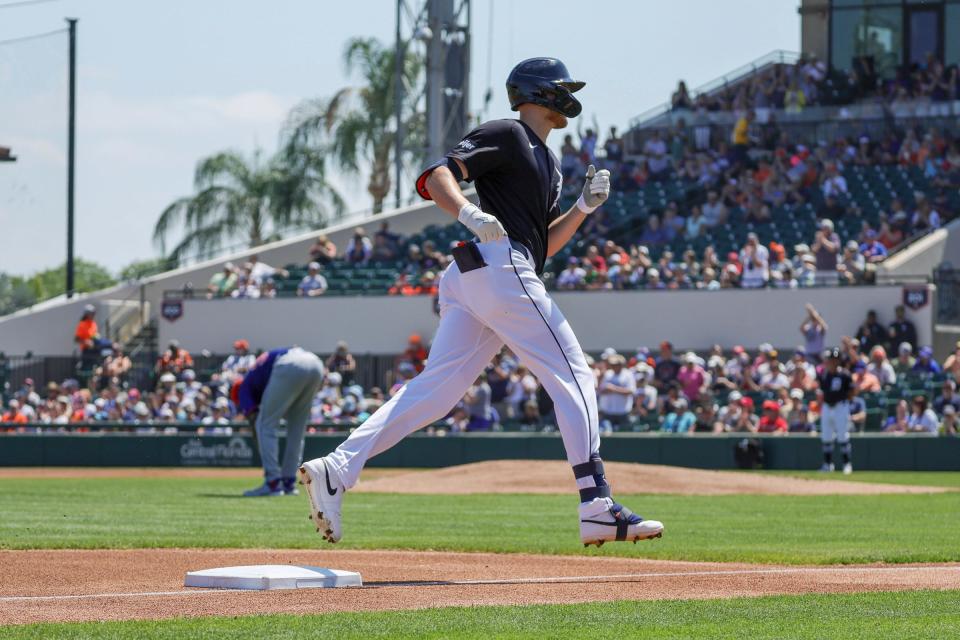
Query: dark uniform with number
819,364,854,467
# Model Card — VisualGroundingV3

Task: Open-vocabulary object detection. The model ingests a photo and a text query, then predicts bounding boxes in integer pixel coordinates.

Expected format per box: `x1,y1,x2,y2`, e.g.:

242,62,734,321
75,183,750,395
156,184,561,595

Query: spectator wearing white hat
739,233,769,288
838,240,866,284
677,352,708,403
645,267,665,290
811,219,840,283
941,405,958,436
662,397,696,433
557,257,587,290
785,388,813,432
796,254,818,287
934,380,960,416
606,253,626,290
298,262,328,297
598,354,635,432
632,363,658,419
892,342,915,378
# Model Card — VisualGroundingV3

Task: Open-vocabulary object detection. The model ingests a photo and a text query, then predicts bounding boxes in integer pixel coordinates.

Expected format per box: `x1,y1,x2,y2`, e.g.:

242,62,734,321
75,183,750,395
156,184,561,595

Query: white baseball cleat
842,462,853,475
298,457,344,543
819,463,835,473
579,497,663,547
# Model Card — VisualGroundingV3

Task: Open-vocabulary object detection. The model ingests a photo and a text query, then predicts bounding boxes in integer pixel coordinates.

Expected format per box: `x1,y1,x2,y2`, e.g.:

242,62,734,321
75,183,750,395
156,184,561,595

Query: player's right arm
425,166,507,243
418,121,514,243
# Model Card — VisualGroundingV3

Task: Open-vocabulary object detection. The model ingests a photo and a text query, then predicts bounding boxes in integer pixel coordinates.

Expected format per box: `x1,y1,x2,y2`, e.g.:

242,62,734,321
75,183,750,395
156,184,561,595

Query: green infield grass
756,470,960,488
1,476,958,563
2,590,958,639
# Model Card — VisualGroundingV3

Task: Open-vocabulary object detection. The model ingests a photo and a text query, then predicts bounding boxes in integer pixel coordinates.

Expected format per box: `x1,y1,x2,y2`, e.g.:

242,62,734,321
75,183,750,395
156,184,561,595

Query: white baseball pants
326,237,600,489
820,401,851,443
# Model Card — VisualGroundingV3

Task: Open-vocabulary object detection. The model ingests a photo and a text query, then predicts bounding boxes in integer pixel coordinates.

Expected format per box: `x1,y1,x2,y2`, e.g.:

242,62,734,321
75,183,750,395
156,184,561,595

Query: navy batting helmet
506,57,585,118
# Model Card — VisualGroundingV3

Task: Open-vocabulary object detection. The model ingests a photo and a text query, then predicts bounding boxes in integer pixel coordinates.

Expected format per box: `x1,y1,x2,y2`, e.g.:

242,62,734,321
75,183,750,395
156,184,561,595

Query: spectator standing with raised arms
800,304,828,363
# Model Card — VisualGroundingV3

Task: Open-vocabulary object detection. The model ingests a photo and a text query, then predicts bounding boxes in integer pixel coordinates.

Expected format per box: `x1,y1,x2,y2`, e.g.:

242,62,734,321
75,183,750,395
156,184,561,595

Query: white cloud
81,90,297,136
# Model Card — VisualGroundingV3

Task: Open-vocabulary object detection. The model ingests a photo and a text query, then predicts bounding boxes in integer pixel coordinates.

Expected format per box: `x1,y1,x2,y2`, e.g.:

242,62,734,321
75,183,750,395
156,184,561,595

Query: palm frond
194,151,251,190
152,196,192,254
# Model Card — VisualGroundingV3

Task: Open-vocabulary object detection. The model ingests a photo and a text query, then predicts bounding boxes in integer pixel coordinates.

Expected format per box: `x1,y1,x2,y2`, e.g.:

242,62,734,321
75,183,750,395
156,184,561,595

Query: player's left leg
819,405,837,472
837,402,853,474
300,302,503,543
468,239,662,545
278,350,325,495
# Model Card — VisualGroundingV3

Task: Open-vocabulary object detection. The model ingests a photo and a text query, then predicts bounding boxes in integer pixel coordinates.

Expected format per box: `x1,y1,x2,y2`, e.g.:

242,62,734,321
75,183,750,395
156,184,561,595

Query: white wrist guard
576,194,598,215
458,202,481,224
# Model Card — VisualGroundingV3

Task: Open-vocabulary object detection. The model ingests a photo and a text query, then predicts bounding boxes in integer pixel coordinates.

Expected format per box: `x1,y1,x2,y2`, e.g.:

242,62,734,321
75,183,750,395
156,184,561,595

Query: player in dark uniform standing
299,57,663,547
818,348,856,474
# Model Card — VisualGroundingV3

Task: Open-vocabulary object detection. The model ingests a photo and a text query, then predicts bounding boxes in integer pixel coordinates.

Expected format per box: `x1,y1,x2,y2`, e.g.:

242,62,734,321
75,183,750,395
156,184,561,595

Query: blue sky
0,0,799,274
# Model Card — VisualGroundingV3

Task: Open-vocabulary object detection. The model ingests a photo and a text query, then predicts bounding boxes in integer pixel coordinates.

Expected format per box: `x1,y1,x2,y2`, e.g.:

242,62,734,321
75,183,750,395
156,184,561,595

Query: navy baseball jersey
819,369,852,405
429,119,563,273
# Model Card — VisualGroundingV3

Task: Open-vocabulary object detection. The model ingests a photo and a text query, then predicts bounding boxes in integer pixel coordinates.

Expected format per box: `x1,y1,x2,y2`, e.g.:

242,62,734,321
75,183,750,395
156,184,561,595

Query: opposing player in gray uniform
235,347,325,496
299,58,663,547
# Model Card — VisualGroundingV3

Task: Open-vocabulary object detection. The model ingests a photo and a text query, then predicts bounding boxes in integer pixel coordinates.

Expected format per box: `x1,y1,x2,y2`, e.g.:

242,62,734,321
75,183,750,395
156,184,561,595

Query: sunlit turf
1,476,958,564
753,470,960,488
3,590,959,639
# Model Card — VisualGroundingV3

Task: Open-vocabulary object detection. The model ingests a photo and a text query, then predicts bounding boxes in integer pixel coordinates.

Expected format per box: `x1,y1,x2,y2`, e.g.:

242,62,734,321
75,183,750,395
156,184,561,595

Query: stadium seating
257,161,940,297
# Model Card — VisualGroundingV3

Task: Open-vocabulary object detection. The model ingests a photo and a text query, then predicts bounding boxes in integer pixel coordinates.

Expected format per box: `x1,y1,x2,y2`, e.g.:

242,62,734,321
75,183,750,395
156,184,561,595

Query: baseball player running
234,347,325,496
817,348,856,474
300,57,663,547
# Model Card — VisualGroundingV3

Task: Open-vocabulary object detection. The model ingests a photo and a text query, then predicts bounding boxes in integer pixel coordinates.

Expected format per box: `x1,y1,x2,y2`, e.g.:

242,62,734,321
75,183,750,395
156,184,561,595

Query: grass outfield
1,476,958,563
2,590,959,639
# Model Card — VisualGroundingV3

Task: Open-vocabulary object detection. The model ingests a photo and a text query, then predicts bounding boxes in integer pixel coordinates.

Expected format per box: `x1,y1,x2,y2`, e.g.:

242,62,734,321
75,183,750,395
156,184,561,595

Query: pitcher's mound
354,460,950,496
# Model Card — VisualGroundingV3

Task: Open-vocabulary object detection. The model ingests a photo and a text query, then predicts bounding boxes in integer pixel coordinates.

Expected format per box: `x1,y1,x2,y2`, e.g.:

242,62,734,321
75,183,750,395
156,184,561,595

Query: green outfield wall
1,433,958,471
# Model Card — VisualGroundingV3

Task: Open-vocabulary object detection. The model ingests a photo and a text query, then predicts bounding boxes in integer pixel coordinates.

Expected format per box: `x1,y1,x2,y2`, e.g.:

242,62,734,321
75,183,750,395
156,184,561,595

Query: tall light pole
395,0,470,209
66,18,77,298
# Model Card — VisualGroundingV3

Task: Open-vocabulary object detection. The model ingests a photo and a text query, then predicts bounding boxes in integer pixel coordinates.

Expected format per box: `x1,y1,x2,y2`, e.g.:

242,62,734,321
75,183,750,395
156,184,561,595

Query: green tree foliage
153,149,344,263
285,37,425,214
0,273,36,316
0,260,117,316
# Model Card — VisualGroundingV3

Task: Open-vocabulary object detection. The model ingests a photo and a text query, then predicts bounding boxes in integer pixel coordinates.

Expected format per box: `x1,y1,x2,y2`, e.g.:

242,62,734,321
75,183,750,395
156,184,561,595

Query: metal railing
628,50,800,129
101,283,149,347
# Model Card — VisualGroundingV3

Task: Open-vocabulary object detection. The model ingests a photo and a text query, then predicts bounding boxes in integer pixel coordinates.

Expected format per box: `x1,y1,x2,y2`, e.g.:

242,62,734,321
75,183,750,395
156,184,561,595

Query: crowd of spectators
552,117,957,290
154,53,960,302
669,53,960,118
13,303,958,438
0,333,432,433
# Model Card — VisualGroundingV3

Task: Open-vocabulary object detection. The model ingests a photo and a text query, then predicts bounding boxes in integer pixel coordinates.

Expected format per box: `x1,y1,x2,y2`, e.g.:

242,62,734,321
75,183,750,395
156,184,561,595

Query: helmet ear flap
531,81,582,118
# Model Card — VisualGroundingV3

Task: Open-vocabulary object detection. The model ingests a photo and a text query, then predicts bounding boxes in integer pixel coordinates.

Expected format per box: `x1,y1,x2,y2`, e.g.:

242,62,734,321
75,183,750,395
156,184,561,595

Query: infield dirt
3,549,959,625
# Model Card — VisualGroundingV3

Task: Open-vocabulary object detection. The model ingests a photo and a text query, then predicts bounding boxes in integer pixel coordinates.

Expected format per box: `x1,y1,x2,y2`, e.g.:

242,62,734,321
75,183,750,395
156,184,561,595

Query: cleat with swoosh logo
298,457,345,543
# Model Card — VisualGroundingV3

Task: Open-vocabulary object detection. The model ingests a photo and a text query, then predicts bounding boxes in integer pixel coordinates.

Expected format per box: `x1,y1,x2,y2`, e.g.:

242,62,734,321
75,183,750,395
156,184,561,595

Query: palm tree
284,37,425,214
153,149,344,264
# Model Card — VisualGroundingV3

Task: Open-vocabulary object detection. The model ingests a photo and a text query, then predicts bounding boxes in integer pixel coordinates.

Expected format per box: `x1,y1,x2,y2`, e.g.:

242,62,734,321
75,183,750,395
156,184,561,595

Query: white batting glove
458,202,507,243
576,164,611,214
